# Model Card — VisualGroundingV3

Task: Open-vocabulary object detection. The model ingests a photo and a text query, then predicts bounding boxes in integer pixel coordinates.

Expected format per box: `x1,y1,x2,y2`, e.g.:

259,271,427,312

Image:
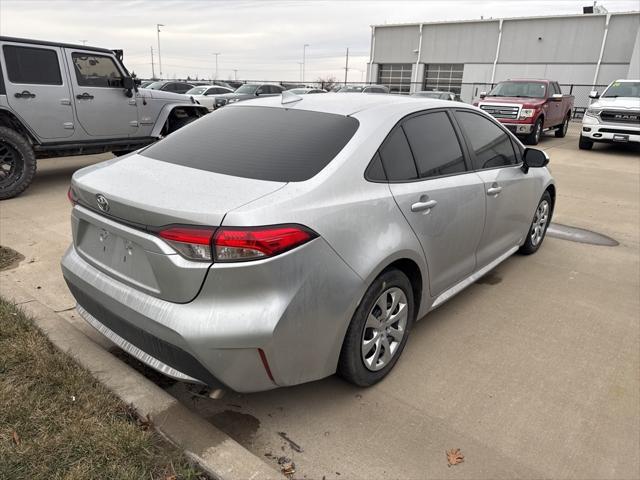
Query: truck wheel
555,113,570,138
578,135,593,150
0,127,36,200
523,118,543,145
168,116,196,134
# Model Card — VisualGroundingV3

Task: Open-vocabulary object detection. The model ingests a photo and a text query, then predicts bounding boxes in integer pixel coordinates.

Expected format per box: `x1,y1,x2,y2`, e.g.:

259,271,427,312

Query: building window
377,64,412,95
423,64,464,95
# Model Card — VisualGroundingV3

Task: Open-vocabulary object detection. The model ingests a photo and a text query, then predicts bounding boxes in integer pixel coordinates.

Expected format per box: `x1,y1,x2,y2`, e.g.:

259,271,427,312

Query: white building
367,10,640,103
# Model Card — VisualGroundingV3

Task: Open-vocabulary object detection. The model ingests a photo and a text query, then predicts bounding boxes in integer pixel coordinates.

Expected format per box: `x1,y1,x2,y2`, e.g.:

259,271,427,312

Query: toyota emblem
96,194,110,212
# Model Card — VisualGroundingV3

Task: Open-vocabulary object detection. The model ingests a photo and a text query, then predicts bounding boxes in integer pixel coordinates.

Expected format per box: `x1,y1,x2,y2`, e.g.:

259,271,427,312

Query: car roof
0,36,113,54
229,93,466,117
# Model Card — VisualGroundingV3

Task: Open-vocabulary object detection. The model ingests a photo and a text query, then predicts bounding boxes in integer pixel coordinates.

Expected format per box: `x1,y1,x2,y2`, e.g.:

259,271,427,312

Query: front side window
72,53,122,88
455,111,517,170
3,45,62,85
378,127,418,181
402,112,466,179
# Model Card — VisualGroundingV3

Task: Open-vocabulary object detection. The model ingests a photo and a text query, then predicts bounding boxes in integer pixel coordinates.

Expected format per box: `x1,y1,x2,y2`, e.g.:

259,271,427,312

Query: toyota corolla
61,94,555,392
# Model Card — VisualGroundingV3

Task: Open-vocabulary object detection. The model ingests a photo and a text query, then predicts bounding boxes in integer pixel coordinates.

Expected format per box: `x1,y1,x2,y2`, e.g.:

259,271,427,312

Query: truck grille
600,110,640,125
479,104,520,119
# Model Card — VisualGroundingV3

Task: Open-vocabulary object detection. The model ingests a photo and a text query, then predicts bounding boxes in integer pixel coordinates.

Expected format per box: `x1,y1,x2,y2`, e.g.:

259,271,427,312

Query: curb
0,280,280,480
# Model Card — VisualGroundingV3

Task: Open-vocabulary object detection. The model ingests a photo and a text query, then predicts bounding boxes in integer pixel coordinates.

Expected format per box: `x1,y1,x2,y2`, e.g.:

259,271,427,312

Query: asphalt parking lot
1,131,638,479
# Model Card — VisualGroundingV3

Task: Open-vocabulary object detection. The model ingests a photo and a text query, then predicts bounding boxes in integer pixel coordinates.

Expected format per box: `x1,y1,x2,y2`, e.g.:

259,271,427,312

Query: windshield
142,106,359,182
186,87,208,95
602,81,640,98
235,84,258,94
488,81,546,98
337,86,365,93
146,81,166,90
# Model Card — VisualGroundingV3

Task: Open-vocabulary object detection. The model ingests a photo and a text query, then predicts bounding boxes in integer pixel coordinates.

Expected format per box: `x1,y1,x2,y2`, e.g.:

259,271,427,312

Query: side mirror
589,90,600,99
523,148,549,172
479,91,487,99
551,93,563,102
122,76,134,91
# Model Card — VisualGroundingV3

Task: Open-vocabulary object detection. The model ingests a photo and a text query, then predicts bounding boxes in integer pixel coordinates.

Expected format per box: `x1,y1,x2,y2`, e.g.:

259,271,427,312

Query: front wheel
578,135,593,150
0,127,36,200
519,191,552,255
523,118,543,145
338,269,415,387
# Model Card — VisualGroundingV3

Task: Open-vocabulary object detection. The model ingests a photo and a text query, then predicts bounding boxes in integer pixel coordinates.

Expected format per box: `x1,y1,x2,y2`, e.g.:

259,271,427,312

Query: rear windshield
141,106,359,182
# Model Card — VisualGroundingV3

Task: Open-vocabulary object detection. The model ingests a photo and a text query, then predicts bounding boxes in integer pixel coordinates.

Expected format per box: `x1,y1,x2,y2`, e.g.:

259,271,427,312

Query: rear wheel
578,135,593,150
338,269,415,387
519,191,552,255
0,127,36,200
523,118,543,145
555,113,570,138
168,115,196,134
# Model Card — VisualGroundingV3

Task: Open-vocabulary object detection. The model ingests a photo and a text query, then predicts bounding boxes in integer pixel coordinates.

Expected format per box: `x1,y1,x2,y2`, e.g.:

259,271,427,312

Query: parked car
214,83,285,108
579,79,640,149
146,80,195,94
0,36,208,199
139,80,155,88
287,87,326,95
337,84,389,94
412,90,459,101
62,94,555,393
185,85,234,111
226,80,244,90
474,79,574,145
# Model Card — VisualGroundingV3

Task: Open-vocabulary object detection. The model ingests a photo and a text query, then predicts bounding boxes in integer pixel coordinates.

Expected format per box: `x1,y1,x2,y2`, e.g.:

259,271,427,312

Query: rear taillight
158,224,316,262
67,186,77,205
213,225,316,262
158,227,215,261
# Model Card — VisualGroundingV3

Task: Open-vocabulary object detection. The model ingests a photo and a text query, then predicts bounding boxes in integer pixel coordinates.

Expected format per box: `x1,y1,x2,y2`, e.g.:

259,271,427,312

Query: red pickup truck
473,79,574,145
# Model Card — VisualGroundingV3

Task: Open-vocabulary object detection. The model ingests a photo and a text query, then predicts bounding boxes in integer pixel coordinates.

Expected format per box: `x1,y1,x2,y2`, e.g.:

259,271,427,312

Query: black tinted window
142,106,359,182
455,111,517,170
403,112,466,178
3,45,62,85
365,153,386,181
378,127,418,181
72,53,122,88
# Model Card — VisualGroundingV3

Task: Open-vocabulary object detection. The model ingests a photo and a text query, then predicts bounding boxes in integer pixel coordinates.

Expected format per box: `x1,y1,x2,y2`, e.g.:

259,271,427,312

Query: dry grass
0,245,23,270
0,298,208,480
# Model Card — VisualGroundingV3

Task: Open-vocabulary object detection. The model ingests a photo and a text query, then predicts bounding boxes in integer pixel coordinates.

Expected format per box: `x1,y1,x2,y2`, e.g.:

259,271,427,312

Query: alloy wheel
361,287,408,372
530,199,549,247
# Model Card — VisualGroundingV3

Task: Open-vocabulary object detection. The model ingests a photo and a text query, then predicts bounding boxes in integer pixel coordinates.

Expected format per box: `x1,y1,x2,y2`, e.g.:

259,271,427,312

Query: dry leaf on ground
12,431,20,446
446,448,464,466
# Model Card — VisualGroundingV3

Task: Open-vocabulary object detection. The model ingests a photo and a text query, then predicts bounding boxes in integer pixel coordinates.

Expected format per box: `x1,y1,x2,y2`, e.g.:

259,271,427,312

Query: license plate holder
613,134,629,142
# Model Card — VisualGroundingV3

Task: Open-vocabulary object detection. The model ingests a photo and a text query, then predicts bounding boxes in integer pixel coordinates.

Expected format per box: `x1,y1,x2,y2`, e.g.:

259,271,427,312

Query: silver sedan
62,94,555,392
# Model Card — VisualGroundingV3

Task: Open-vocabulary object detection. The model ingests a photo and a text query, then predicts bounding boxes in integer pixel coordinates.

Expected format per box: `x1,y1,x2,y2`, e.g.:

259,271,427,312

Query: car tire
578,135,593,150
0,127,36,200
519,190,552,255
523,118,543,145
168,115,196,134
338,269,415,387
555,113,570,138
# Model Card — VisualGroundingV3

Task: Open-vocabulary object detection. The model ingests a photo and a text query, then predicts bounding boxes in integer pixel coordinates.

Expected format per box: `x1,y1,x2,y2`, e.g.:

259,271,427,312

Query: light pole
302,44,309,83
156,24,164,79
212,53,221,80
79,40,87,46
233,69,238,81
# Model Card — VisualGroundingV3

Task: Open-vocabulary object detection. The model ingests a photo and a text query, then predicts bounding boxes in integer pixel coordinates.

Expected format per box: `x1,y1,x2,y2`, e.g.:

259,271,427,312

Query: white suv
580,79,640,149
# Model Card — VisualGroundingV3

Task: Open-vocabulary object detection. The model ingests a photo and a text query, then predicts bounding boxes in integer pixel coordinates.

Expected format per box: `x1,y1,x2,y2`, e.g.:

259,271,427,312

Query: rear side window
455,111,517,170
72,53,122,88
402,112,466,178
142,106,359,182
3,45,62,85
378,127,418,181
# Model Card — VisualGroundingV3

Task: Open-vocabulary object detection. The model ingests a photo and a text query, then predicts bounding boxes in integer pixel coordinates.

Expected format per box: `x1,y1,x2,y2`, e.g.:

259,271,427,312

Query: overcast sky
0,0,637,81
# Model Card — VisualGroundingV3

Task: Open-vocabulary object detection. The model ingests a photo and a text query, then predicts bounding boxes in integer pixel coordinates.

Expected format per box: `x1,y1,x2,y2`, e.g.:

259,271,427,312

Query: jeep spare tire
0,127,36,200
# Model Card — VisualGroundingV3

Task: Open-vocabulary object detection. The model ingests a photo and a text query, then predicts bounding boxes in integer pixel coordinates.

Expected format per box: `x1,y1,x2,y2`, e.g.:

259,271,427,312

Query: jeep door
0,41,74,139
64,49,138,137
383,110,486,296
453,109,538,269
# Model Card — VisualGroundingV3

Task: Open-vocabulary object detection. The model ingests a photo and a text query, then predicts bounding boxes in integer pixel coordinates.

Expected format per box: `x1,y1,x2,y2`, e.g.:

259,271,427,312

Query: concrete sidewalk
1,131,638,479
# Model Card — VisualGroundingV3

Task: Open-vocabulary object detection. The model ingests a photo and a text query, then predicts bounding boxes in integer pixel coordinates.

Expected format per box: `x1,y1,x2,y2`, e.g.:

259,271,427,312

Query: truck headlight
519,109,535,119
586,107,602,117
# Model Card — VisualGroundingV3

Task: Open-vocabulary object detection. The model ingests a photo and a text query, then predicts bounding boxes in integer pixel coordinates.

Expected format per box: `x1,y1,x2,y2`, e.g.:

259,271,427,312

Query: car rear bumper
61,236,363,393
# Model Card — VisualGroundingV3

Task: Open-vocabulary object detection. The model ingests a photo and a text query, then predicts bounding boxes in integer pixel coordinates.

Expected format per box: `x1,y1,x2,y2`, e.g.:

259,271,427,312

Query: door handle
487,186,503,196
76,93,94,100
411,199,437,213
14,90,36,99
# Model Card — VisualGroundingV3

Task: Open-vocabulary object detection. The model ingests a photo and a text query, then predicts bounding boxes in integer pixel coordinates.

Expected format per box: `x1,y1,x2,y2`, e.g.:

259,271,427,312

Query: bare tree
317,75,338,92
